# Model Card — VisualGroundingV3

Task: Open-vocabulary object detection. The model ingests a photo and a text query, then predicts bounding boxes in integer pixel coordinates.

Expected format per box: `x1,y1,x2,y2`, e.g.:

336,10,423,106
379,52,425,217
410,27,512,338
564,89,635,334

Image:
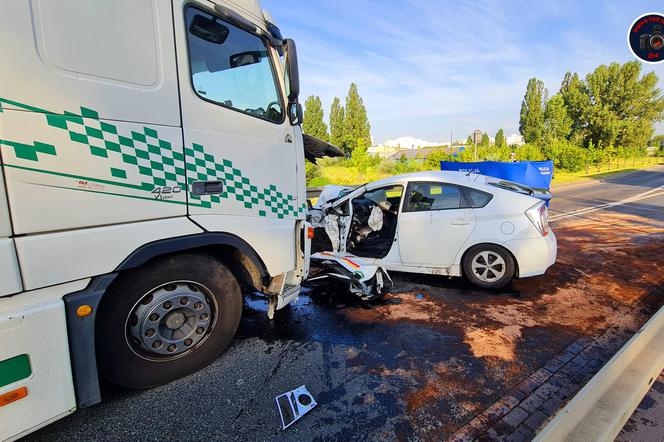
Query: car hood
313,185,356,208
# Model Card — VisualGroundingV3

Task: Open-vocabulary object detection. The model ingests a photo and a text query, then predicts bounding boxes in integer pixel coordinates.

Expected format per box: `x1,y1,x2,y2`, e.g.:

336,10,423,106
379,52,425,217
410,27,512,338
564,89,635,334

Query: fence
581,156,663,174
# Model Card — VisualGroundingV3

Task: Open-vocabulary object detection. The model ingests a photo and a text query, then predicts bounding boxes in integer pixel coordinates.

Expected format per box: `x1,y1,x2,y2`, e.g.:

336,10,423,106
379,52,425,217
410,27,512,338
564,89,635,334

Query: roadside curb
448,288,662,442
534,300,664,441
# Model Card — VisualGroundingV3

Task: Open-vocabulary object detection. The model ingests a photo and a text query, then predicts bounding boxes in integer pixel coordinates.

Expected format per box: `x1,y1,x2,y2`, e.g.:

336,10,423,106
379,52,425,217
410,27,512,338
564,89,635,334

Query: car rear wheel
96,253,242,389
463,244,515,289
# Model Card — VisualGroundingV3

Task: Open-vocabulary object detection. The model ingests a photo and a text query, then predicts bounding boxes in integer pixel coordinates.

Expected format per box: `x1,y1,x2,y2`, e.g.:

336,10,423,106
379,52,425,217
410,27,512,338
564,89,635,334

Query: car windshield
327,183,365,205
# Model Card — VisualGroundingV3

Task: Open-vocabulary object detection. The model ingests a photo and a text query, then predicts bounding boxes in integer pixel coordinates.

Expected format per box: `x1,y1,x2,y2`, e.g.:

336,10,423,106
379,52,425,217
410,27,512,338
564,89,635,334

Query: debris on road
275,385,317,430
304,251,392,301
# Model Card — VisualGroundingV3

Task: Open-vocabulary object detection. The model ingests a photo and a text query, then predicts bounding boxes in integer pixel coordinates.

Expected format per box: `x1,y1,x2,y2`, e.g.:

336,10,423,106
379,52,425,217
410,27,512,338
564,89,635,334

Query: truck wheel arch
116,232,270,290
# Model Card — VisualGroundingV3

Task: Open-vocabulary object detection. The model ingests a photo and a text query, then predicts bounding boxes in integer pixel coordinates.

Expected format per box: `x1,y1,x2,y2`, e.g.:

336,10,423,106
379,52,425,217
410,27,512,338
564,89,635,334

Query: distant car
308,171,557,289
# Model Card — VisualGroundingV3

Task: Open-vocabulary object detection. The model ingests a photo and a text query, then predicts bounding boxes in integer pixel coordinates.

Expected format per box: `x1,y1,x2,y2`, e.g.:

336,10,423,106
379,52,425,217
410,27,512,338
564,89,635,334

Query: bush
542,139,586,172
514,144,545,161
349,147,381,173
308,176,330,187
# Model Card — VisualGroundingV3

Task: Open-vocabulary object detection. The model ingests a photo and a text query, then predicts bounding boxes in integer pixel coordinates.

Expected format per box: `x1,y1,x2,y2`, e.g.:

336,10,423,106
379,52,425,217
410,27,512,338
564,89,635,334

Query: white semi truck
0,0,313,439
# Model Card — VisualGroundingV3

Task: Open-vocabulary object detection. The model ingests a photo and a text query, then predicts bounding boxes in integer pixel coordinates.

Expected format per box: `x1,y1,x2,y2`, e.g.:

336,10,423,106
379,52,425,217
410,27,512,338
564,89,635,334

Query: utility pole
473,129,482,162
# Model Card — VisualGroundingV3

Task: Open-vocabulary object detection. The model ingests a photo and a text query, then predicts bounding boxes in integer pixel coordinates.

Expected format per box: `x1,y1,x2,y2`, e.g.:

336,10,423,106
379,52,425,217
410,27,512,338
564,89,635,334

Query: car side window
185,7,283,123
405,183,464,212
461,187,493,208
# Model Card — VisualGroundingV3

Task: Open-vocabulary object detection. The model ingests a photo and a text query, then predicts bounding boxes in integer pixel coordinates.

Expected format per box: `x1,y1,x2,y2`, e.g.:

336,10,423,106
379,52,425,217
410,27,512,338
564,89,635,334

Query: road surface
550,166,664,224
25,166,664,442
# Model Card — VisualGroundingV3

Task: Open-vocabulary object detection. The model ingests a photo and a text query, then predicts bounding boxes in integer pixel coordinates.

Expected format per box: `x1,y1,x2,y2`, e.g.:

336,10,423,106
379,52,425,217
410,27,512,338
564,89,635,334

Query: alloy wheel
471,251,506,283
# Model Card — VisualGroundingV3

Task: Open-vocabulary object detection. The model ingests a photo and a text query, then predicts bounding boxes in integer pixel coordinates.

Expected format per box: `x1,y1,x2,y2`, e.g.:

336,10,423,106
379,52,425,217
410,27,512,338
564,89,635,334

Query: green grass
308,157,664,188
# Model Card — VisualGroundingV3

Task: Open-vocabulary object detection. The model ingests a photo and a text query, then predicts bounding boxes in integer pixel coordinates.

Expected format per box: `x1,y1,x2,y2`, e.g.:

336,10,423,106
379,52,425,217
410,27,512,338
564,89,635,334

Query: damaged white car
309,171,557,289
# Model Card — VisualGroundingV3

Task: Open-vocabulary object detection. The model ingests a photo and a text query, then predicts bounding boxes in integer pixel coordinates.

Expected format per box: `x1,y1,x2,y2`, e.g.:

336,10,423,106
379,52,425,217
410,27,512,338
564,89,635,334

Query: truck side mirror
230,50,263,68
288,102,303,125
283,38,300,102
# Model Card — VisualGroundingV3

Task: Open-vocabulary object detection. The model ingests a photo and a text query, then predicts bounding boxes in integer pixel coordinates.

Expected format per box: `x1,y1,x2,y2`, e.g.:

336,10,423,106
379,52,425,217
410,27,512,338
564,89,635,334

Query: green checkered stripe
0,98,306,217
46,107,186,192
185,142,304,217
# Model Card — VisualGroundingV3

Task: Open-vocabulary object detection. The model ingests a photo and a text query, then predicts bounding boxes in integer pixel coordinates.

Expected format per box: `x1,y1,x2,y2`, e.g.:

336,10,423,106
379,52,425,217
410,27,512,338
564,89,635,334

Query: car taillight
539,203,549,236
526,202,549,236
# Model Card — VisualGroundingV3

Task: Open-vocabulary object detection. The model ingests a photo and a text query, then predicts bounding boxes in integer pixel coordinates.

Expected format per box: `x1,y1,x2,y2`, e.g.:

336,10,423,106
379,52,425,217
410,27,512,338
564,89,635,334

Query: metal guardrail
306,187,324,199
535,305,664,441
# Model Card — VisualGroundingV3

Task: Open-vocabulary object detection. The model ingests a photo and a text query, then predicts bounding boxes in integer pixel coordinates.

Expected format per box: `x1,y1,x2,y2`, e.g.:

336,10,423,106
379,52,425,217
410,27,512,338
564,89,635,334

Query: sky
262,0,664,144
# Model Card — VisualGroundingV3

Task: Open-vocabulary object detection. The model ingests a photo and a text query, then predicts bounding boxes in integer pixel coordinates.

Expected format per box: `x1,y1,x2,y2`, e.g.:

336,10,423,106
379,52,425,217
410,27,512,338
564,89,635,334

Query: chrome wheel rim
125,281,217,361
471,251,506,283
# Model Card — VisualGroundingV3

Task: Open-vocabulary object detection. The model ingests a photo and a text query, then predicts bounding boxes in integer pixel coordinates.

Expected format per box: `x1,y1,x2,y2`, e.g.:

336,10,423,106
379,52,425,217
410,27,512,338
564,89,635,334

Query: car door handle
450,218,470,225
191,180,224,195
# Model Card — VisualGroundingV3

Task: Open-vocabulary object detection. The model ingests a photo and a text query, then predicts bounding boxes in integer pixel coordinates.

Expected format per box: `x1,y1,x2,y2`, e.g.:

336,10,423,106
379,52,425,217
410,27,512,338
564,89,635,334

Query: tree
329,97,345,151
495,128,506,148
465,135,473,145
519,78,547,144
543,94,572,142
343,83,371,154
561,62,664,151
302,96,329,141
481,132,490,146
651,134,664,148
559,72,588,141
583,61,664,150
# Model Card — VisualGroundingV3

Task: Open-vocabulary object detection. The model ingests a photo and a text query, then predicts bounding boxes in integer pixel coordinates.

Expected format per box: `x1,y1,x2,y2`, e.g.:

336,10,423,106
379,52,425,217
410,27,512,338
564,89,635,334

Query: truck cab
0,1,309,439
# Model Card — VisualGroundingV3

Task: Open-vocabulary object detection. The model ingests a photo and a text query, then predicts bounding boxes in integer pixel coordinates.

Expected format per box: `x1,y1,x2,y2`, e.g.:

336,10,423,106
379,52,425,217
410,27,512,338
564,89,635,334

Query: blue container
440,160,554,190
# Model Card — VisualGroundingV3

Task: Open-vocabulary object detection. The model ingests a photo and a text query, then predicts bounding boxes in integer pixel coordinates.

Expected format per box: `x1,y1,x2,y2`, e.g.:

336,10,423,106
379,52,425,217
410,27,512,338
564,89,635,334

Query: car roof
366,170,479,188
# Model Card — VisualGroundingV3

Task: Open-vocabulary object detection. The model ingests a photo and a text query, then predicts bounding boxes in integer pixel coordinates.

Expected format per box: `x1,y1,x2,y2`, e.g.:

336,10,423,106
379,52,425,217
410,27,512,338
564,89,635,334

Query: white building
506,133,525,146
368,136,450,159
367,144,400,158
384,136,446,149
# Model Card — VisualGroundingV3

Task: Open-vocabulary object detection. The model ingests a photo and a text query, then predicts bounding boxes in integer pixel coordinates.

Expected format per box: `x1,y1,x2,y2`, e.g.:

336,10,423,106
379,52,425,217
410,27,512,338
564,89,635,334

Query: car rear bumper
505,231,557,278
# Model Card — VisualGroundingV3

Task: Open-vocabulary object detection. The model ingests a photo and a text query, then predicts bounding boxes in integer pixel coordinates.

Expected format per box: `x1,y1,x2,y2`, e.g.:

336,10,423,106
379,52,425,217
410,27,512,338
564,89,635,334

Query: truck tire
462,244,515,289
96,253,242,389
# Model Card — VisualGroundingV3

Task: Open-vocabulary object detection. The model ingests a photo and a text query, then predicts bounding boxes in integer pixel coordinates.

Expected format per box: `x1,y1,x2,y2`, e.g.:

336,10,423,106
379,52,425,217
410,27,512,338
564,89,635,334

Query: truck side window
185,7,283,123
405,183,465,212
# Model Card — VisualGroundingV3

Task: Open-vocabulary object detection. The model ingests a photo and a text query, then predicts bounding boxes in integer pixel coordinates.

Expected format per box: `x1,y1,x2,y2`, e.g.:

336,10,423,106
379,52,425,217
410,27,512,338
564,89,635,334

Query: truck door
0,164,22,296
173,3,301,276
399,182,476,268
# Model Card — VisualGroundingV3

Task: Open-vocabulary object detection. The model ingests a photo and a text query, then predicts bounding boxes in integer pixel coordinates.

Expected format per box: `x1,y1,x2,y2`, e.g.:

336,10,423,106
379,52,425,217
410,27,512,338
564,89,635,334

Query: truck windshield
185,7,283,123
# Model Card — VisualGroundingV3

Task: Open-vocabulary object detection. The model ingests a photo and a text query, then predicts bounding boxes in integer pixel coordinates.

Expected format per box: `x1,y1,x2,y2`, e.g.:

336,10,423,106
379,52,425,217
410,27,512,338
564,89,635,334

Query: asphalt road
25,166,664,442
549,165,664,224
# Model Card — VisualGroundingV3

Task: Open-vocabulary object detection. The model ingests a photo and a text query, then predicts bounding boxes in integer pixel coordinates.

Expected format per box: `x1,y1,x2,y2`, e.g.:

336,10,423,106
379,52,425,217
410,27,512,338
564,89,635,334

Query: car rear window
462,187,493,208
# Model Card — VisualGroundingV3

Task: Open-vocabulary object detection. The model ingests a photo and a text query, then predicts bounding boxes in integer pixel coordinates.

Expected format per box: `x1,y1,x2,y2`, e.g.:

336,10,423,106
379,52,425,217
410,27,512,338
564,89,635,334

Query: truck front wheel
96,253,242,389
